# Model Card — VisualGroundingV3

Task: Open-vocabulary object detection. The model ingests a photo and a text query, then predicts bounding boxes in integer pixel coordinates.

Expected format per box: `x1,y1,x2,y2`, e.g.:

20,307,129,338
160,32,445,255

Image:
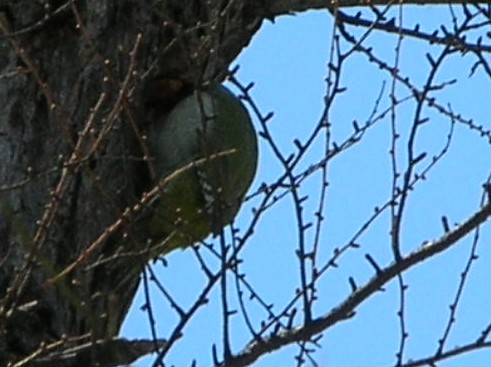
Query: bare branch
222,200,491,367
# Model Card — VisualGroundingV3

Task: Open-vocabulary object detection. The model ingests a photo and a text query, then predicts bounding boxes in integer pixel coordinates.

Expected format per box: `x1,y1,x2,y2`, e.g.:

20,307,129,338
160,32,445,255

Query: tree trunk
0,1,262,365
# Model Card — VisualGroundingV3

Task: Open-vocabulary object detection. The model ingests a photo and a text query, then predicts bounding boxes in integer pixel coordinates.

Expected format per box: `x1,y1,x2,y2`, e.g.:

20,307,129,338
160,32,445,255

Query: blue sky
122,6,491,367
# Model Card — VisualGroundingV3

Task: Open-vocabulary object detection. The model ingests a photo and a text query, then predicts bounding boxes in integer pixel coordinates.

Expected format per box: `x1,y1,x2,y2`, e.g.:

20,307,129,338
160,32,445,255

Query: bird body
144,84,258,254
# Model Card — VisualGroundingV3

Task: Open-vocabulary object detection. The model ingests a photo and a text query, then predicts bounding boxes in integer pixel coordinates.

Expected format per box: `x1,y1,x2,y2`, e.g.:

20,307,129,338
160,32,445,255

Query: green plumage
145,84,258,255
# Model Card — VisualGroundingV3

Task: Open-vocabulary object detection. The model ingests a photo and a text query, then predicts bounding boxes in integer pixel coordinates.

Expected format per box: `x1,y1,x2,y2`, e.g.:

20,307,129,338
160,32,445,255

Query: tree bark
0,1,262,365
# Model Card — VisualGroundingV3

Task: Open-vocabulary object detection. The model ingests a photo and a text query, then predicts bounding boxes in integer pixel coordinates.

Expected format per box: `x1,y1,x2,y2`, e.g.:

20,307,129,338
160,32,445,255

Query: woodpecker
142,83,258,255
